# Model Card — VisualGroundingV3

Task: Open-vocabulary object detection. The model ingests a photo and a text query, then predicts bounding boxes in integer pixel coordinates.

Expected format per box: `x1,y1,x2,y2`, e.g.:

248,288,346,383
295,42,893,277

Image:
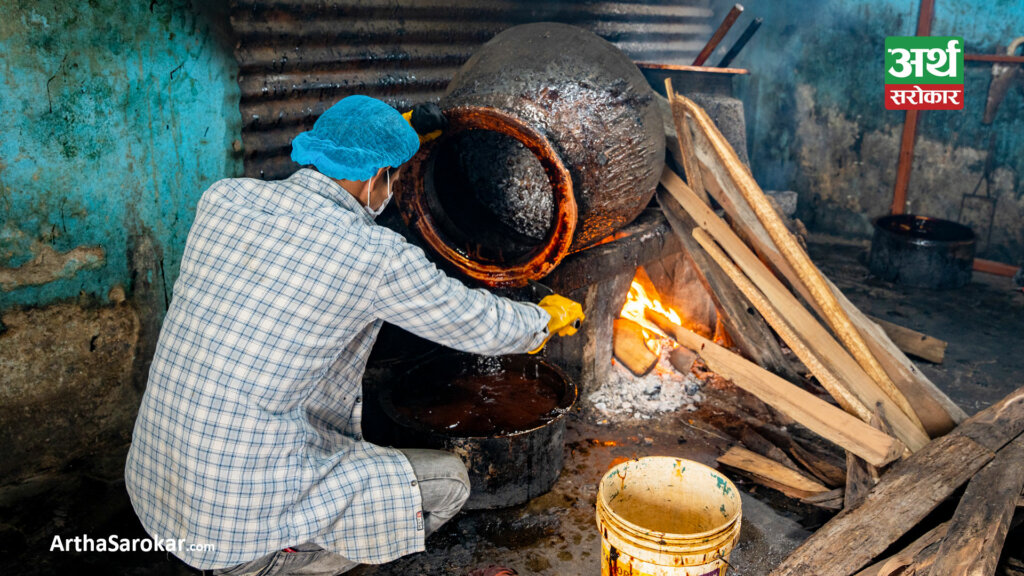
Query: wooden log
869,316,947,364
701,382,839,464
800,487,845,510
692,227,872,422
668,346,698,375
661,170,930,452
844,449,879,511
854,521,948,576
613,317,658,376
929,434,1024,576
770,386,1024,576
847,405,894,510
718,446,830,500
787,440,848,488
672,93,921,431
648,309,905,468
739,427,801,472
954,389,1024,452
656,189,801,380
700,381,848,488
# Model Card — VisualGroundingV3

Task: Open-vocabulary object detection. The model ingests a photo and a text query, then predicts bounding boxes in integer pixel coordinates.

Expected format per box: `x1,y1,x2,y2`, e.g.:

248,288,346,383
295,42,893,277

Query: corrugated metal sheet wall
230,0,713,179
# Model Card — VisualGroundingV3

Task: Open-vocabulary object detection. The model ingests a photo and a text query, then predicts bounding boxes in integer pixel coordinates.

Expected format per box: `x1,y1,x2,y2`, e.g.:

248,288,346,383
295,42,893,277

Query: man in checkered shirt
124,96,583,575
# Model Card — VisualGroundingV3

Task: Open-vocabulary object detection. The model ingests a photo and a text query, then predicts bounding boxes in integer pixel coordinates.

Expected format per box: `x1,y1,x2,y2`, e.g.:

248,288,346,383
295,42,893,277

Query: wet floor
350,408,811,576
2,237,1022,575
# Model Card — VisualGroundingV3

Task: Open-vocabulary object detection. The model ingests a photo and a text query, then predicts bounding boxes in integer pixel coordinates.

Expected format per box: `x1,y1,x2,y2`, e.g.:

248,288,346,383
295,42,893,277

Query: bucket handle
714,549,733,571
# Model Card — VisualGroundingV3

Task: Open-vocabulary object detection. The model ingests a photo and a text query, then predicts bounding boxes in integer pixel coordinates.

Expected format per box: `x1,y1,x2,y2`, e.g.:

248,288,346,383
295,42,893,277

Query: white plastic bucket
596,457,742,576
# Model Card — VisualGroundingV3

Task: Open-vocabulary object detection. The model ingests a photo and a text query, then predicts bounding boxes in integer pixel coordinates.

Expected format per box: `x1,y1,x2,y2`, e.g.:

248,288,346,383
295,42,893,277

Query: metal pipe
692,4,744,66
717,17,762,68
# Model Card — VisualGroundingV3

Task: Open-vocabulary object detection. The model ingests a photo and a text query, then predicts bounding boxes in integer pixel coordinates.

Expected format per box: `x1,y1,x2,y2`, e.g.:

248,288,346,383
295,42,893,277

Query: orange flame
620,267,683,356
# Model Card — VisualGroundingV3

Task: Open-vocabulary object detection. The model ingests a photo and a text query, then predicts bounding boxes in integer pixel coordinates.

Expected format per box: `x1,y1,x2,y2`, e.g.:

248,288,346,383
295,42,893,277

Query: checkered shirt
124,168,549,569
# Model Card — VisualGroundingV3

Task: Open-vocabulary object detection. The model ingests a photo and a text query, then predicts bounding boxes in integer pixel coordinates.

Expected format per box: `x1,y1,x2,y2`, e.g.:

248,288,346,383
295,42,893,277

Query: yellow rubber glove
402,108,444,144
529,294,585,354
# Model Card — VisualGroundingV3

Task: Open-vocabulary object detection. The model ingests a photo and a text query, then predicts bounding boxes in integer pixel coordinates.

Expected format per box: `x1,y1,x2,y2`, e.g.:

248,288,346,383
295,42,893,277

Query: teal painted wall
0,1,242,482
713,0,1024,263
0,0,242,313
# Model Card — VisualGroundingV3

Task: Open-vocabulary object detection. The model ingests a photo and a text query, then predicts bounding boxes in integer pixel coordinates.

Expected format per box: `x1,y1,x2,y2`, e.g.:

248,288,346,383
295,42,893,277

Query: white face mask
364,169,391,219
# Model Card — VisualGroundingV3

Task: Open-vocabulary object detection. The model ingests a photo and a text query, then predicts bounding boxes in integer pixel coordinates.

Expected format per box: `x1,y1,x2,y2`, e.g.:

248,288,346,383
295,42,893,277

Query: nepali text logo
885,36,964,110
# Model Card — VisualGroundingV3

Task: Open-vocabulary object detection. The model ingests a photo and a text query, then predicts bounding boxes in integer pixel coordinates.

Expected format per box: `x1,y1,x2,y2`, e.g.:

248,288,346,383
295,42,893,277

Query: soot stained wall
711,0,1024,263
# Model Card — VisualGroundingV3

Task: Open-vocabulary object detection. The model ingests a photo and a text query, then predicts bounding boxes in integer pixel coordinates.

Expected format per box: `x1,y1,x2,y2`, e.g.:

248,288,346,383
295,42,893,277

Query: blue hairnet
290,95,420,181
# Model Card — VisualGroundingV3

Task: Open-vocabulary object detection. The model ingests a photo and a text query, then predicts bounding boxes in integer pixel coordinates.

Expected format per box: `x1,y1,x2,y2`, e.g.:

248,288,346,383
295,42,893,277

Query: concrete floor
350,405,812,576
2,237,1022,575
806,235,1024,415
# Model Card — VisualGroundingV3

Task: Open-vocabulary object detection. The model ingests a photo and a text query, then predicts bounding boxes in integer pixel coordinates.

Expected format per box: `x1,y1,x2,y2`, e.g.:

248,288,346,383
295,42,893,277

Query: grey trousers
212,448,470,576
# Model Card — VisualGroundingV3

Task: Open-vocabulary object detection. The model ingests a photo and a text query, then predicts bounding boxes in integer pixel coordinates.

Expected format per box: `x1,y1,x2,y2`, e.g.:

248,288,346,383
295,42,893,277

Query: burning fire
619,267,682,356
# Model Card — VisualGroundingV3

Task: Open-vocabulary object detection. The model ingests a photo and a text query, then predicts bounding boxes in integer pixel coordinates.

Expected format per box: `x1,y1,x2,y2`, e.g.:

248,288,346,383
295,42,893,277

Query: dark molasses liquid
394,370,562,437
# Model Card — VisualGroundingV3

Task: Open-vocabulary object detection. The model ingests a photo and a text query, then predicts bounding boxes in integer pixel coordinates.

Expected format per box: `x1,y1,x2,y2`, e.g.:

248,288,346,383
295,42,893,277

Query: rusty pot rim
377,353,579,441
394,105,577,288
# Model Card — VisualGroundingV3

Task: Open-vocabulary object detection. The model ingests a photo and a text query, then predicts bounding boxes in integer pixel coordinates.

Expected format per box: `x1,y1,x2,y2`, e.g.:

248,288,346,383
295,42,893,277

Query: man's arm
372,240,550,355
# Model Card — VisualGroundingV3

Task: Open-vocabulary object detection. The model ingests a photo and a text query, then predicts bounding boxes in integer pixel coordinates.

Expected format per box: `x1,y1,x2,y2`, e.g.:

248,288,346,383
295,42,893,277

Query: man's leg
212,450,467,576
211,543,357,576
398,448,471,536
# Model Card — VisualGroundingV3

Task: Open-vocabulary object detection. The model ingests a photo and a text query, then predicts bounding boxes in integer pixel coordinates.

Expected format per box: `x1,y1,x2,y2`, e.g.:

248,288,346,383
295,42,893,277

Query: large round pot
868,214,975,289
395,22,665,287
378,354,577,510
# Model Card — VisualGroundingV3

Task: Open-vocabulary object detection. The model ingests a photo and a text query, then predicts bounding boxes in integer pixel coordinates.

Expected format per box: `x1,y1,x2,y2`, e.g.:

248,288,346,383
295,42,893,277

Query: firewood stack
644,79,1024,576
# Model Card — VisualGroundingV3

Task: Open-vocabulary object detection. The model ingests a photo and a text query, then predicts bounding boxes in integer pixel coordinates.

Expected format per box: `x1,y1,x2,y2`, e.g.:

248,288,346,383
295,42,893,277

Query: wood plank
853,521,948,576
664,79,707,202
930,434,1024,576
869,316,947,364
648,309,905,468
661,170,930,452
954,389,1024,452
693,227,872,422
613,318,658,376
844,449,879,511
718,446,830,500
700,383,848,488
800,487,845,510
656,189,801,380
773,434,991,576
787,441,847,488
670,92,963,436
672,93,921,430
739,427,801,472
845,405,894,510
704,145,962,435
770,385,1024,576
828,276,966,435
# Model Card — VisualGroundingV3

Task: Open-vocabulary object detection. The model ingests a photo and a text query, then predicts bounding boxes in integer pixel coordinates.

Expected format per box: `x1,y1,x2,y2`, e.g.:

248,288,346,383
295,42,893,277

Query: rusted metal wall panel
230,0,713,179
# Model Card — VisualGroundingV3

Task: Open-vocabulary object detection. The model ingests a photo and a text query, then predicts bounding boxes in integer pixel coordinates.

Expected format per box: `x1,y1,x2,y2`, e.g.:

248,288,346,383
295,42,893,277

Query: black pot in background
868,214,976,290
376,353,578,510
